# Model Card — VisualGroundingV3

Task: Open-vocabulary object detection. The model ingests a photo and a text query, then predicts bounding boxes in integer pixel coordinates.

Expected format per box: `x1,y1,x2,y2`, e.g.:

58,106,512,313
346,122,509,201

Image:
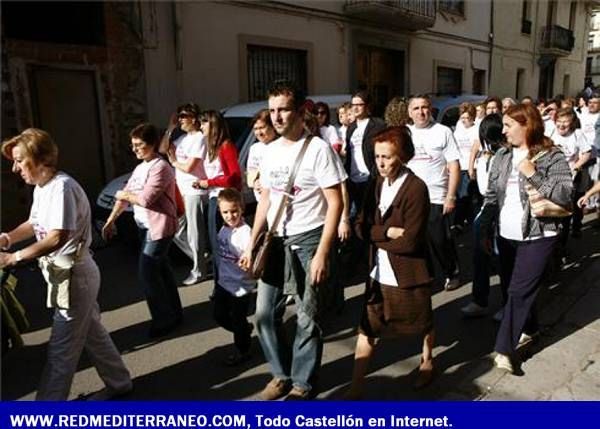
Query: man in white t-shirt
582,94,600,209
344,91,386,216
408,95,461,291
160,103,208,285
580,93,600,146
541,99,559,137
240,80,344,400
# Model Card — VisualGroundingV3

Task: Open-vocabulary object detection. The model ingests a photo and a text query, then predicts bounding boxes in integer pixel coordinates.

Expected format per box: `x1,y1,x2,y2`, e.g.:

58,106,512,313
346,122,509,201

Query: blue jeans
138,229,182,329
255,235,323,392
207,197,223,282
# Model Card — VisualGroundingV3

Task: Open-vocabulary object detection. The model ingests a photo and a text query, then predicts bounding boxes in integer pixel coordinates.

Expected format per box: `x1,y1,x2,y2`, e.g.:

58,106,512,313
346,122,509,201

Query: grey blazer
480,146,573,241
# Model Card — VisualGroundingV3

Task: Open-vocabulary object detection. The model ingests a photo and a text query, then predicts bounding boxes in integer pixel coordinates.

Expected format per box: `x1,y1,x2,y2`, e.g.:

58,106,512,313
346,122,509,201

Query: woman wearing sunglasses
160,103,208,286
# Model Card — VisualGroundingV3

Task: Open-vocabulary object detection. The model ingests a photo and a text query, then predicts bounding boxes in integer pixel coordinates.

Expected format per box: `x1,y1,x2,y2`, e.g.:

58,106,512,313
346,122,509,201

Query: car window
440,106,459,128
225,117,252,150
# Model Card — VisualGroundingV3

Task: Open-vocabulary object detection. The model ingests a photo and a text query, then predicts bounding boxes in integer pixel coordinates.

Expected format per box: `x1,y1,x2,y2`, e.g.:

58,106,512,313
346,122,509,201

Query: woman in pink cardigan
103,123,183,338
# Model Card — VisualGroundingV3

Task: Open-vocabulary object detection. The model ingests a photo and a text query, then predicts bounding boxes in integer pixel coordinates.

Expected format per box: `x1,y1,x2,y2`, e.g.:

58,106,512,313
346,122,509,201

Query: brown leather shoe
260,378,291,400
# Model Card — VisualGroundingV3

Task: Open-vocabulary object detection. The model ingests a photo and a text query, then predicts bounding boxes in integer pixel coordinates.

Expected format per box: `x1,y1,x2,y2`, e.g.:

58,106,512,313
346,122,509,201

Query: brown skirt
359,280,433,338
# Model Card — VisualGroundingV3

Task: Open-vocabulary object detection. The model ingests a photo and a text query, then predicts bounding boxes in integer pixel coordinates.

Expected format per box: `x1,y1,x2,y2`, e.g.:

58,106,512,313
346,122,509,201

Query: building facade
1,1,593,229
491,0,591,101
586,5,600,86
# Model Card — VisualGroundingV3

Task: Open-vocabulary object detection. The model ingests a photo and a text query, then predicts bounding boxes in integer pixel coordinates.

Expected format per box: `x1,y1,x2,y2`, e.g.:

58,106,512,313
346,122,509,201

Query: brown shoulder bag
250,136,313,279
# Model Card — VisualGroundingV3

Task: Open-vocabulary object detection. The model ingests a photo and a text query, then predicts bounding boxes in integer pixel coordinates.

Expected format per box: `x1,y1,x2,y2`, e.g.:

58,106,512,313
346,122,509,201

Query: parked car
430,94,487,130
95,94,352,242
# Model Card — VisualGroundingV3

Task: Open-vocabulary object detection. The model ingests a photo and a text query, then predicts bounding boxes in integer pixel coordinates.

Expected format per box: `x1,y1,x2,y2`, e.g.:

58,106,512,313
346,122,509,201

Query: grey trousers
36,255,132,400
173,193,207,278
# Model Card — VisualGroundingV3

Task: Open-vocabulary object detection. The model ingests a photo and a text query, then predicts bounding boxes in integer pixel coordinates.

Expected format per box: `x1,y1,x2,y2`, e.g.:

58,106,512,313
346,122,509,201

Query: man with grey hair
407,94,461,290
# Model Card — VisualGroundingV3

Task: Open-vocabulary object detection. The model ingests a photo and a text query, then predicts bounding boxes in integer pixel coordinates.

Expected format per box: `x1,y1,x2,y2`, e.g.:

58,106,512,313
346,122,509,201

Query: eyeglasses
316,110,327,115
178,113,193,119
130,142,147,150
351,103,365,107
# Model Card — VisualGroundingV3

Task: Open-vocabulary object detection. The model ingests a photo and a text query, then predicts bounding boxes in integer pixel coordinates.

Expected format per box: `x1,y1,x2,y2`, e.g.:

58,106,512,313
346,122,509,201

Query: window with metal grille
439,0,465,17
437,66,462,95
247,45,307,102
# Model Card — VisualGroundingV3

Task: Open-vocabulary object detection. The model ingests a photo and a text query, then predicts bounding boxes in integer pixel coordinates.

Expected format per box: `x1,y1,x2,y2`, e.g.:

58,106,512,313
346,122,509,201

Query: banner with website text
0,402,598,429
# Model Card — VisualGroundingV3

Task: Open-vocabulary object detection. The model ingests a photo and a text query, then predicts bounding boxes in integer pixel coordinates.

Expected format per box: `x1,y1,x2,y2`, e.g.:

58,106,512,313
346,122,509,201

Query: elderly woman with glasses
0,128,131,400
104,123,183,339
160,103,208,286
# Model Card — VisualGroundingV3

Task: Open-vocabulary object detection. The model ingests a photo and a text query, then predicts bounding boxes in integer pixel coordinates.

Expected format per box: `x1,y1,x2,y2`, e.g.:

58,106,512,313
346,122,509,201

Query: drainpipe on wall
488,0,494,93
172,1,183,71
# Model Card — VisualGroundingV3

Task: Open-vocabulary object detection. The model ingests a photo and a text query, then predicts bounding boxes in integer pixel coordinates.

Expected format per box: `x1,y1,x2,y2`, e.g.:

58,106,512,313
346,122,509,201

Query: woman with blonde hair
0,128,131,400
384,96,410,127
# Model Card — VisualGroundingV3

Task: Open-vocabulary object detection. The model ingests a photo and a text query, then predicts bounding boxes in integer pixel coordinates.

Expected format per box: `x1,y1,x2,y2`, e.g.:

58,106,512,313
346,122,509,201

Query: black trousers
427,204,459,279
495,236,557,355
213,285,253,353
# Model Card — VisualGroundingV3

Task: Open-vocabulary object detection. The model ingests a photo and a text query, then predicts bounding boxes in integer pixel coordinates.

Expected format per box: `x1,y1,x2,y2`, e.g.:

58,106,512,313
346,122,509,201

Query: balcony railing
344,0,436,30
540,25,575,56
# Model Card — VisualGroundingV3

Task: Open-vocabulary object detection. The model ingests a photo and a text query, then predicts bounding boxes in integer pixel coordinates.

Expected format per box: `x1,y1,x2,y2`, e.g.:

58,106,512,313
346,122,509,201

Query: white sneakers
444,277,460,291
494,353,514,374
182,273,202,286
460,302,488,317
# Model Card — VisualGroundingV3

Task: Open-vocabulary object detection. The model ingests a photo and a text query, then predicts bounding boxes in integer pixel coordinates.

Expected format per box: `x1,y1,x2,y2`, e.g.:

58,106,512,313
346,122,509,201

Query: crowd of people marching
1,79,599,400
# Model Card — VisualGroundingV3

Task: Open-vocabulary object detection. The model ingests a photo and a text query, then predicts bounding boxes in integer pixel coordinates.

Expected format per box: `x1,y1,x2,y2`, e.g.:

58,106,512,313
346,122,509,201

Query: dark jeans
213,286,253,353
427,204,460,279
495,236,558,355
453,171,476,227
347,179,369,219
138,229,183,330
471,211,494,307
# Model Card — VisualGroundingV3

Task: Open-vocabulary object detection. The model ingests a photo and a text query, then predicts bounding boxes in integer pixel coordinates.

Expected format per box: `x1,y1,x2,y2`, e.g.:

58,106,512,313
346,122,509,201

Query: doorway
538,59,556,100
356,45,405,117
28,66,106,198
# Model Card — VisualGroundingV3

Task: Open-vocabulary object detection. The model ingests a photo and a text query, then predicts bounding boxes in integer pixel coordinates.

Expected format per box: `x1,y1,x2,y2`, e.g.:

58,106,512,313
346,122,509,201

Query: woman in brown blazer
345,126,434,399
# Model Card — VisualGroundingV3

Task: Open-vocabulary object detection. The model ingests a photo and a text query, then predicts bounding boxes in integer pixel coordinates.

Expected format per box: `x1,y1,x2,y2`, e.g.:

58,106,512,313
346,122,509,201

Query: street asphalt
2,214,599,400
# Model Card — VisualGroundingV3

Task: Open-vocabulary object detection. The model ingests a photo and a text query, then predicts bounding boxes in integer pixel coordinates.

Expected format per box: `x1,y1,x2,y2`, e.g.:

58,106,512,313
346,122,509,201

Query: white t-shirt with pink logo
579,111,599,146
126,158,162,229
216,222,256,297
407,122,461,204
204,154,225,198
173,132,207,196
260,134,347,236
499,148,528,241
551,129,592,168
453,124,478,171
29,172,91,258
